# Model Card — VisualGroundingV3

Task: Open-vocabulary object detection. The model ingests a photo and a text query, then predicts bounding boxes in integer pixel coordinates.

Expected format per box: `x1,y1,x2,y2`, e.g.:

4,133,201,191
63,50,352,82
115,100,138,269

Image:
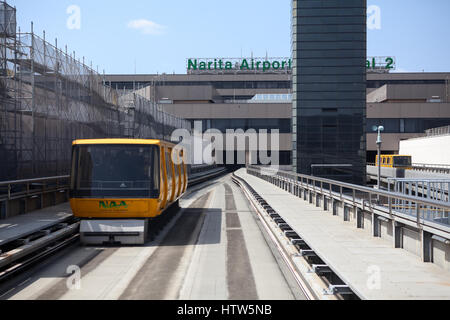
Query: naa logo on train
99,201,128,210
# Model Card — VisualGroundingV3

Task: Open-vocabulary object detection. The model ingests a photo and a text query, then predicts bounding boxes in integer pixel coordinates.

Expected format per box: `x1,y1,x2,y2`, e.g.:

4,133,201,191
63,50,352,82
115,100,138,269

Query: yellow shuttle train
375,155,412,170
69,139,187,244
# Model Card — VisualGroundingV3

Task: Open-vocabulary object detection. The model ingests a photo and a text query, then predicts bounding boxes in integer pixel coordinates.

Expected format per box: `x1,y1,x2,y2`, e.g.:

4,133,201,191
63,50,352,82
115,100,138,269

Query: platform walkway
235,169,450,300
0,203,73,246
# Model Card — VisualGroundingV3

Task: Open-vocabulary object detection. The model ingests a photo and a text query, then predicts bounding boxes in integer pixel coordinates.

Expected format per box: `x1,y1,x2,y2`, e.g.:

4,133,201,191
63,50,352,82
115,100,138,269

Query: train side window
173,150,179,179
161,147,165,179
166,150,172,181
180,153,185,177
153,147,160,193
175,161,179,181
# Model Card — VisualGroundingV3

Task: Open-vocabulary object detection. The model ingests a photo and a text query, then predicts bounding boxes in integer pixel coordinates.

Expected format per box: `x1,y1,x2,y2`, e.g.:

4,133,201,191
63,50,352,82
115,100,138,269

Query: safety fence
247,165,450,231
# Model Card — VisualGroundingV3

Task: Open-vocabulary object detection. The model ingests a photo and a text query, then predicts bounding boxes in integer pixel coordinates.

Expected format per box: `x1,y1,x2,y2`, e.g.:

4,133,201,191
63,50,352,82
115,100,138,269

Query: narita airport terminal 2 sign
367,56,396,72
187,56,396,74
187,57,292,74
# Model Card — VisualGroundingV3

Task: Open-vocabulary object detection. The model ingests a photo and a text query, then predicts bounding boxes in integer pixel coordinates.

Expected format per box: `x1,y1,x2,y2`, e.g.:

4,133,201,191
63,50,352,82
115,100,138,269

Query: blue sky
8,0,450,74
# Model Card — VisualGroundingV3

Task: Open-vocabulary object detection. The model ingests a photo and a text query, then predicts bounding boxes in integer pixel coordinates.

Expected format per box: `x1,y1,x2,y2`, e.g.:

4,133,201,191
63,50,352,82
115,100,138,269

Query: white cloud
127,19,167,35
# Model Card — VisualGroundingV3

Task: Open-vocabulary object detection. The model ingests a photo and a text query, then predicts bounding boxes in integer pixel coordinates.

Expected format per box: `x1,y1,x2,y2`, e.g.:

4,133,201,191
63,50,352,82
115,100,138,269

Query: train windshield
394,156,412,167
71,145,160,198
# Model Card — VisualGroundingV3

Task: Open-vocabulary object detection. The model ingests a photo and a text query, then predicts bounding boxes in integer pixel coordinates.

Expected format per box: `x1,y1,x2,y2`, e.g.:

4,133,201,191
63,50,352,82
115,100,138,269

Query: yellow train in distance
69,139,187,244
375,155,412,170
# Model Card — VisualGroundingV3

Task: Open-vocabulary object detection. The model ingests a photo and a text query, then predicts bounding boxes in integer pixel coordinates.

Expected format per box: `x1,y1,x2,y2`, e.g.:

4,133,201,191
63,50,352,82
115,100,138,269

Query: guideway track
0,167,228,284
0,218,80,283
1,172,295,300
232,173,359,300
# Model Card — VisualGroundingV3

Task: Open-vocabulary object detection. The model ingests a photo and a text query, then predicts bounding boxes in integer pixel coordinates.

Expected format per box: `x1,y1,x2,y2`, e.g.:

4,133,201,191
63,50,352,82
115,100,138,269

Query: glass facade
292,0,367,184
109,81,291,91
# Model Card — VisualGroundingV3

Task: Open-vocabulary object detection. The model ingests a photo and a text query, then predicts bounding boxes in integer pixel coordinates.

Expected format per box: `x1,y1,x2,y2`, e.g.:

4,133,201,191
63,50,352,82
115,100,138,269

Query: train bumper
80,219,148,245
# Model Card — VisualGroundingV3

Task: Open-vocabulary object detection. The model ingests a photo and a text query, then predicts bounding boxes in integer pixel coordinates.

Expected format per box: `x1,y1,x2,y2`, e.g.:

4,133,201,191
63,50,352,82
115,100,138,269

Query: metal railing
411,163,450,174
0,175,70,203
388,178,449,224
425,125,450,137
247,165,450,233
413,163,450,170
366,163,450,175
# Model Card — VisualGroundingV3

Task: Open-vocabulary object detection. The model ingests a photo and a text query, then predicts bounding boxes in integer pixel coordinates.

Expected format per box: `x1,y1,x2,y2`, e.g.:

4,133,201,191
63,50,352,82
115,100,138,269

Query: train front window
71,145,160,198
394,156,412,167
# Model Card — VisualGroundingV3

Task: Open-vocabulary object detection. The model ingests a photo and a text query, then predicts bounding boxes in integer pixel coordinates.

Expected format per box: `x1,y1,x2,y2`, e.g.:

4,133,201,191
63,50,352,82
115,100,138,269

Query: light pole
373,125,384,191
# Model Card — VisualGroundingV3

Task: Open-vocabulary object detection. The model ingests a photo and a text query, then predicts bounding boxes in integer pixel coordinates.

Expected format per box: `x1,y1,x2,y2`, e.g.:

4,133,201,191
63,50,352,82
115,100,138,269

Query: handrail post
416,203,420,226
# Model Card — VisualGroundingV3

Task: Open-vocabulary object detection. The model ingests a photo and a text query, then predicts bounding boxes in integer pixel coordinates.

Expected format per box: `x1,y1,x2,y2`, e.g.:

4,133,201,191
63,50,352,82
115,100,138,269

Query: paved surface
0,174,295,300
235,169,450,300
0,203,73,246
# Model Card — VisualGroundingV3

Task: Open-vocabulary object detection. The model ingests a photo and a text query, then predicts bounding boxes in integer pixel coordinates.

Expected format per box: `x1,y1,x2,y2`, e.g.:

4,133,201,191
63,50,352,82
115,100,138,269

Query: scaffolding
0,1,190,181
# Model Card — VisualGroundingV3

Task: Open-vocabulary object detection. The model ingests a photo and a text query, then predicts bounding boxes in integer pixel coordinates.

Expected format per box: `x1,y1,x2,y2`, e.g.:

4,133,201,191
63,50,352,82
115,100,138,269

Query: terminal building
105,70,450,166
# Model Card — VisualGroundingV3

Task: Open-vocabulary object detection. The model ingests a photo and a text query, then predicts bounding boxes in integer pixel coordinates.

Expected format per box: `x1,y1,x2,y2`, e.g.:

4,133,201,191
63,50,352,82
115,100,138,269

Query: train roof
72,139,174,146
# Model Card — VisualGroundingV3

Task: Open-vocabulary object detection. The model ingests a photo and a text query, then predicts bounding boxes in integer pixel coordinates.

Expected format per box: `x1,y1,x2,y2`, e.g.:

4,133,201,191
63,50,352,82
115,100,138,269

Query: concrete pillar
422,230,433,263
357,208,364,228
372,214,378,237
373,214,381,237
344,205,350,222
394,221,403,248
332,199,339,216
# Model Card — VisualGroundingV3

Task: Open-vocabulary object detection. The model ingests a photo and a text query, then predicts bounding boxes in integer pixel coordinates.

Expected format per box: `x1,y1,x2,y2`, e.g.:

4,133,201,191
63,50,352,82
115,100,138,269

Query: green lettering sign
187,59,197,70
187,57,394,73
99,201,128,210
240,59,250,70
366,56,396,70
